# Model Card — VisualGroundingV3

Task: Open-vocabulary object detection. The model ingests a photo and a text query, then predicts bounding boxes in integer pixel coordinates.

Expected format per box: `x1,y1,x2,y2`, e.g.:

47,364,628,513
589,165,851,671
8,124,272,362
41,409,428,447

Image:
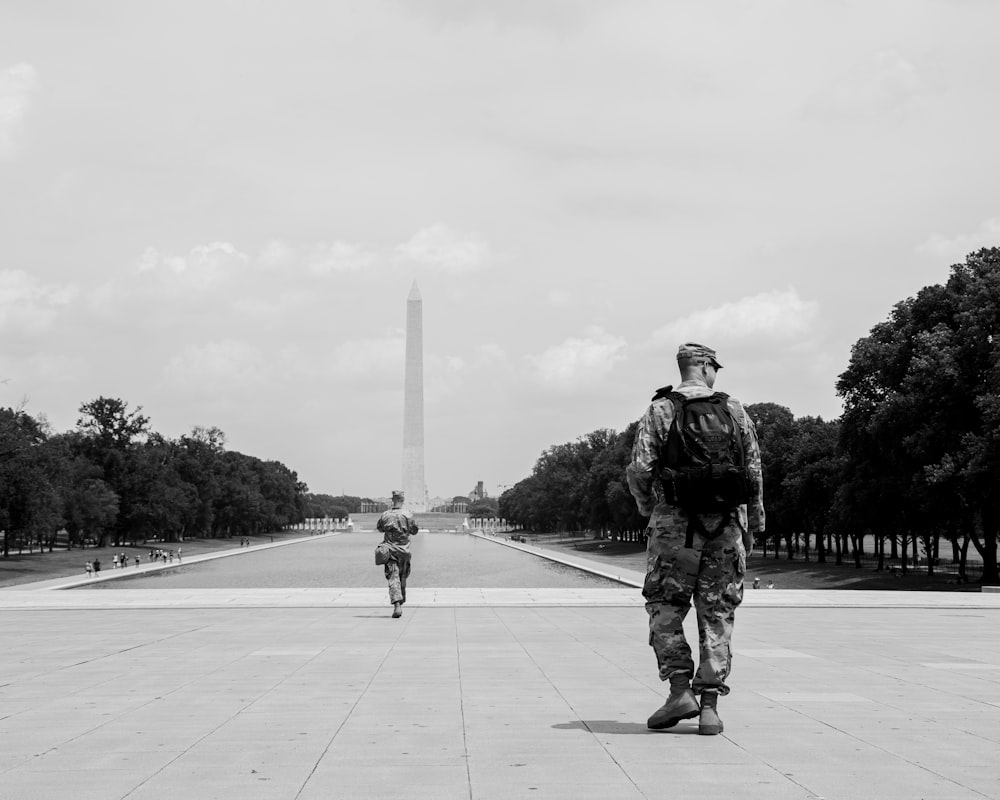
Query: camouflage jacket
377,508,419,547
626,378,765,533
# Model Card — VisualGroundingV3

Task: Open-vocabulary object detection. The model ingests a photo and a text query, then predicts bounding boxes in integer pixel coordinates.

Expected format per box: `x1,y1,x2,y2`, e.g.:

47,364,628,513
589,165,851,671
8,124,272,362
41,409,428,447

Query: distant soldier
627,343,764,735
375,490,419,618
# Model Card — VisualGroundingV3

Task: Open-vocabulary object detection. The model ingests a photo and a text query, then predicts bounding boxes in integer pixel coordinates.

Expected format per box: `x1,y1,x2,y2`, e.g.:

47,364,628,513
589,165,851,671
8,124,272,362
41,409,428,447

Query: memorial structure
402,281,427,511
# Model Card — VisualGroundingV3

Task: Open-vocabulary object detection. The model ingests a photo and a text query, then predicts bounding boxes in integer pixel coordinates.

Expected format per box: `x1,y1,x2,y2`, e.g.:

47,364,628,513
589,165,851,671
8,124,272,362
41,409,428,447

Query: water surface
90,532,623,589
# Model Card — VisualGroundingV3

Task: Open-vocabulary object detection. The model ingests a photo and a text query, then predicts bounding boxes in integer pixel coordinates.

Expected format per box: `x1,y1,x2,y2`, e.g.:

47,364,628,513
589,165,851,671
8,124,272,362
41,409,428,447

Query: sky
3,1,1000,501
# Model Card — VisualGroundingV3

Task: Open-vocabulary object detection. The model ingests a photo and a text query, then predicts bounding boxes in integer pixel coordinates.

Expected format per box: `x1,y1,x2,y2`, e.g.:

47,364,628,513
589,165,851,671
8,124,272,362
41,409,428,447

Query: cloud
915,217,1000,262
257,239,296,270
0,62,38,158
473,343,507,364
803,50,922,120
649,287,819,348
137,241,249,289
305,240,376,274
328,332,405,386
162,340,264,389
395,224,491,272
0,270,76,338
527,325,626,389
396,0,599,33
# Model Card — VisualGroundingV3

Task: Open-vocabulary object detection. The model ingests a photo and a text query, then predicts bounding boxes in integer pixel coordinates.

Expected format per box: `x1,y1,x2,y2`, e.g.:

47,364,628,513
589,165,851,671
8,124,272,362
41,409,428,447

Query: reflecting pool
90,532,624,589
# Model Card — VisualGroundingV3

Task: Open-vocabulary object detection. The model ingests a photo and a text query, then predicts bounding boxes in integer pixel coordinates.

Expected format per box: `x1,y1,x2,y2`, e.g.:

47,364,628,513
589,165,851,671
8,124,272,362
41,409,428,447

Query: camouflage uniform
627,378,764,696
377,507,419,605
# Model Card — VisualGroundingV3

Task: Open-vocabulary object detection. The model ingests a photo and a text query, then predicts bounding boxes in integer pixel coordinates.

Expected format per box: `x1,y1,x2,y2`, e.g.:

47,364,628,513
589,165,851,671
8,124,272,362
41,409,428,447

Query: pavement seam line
551,605,672,699
291,609,412,800
490,605,651,800
452,608,474,800
749,694,1000,799
117,618,359,800
0,622,220,777
0,618,250,782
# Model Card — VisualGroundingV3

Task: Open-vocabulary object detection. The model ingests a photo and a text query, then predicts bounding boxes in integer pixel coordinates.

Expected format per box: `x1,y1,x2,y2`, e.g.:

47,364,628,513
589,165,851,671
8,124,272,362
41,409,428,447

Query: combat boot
392,602,402,618
647,676,699,730
698,690,723,735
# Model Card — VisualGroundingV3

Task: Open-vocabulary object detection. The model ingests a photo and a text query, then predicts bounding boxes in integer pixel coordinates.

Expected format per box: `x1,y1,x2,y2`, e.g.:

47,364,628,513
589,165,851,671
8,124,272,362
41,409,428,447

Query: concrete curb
2,531,345,592
469,530,645,587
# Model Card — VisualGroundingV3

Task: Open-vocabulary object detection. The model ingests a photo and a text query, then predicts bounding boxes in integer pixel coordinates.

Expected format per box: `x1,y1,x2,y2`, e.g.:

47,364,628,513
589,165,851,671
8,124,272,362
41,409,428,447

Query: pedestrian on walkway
627,342,765,735
85,561,93,577
375,490,419,618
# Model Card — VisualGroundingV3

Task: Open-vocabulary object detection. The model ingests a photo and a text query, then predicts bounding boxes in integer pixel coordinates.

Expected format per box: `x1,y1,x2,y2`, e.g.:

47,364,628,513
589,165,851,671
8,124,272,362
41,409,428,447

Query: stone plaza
1,533,999,799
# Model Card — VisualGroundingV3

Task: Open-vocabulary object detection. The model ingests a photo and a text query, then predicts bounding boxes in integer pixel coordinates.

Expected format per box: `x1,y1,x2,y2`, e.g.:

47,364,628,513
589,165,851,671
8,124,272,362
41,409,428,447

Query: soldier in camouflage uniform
376,490,419,618
627,343,764,735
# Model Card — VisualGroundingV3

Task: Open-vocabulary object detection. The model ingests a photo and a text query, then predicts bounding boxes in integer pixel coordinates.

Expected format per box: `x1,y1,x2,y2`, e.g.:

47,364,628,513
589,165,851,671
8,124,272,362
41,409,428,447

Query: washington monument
402,281,427,511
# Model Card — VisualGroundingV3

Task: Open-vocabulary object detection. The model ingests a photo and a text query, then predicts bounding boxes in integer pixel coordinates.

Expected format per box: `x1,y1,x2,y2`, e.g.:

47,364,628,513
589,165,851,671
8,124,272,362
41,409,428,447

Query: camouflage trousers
385,553,412,605
642,505,746,695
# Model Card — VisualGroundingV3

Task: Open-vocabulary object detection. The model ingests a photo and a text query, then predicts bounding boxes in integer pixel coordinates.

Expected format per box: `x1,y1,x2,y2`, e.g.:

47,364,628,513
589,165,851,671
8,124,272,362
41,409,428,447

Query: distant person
375,490,419,618
766,580,774,589
85,561,93,577
627,342,764,735
752,577,760,589
93,558,101,574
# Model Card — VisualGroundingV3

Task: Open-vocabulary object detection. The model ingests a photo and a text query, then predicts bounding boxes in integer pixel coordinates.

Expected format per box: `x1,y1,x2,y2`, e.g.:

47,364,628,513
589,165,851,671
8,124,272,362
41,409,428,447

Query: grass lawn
530,534,984,592
0,529,316,588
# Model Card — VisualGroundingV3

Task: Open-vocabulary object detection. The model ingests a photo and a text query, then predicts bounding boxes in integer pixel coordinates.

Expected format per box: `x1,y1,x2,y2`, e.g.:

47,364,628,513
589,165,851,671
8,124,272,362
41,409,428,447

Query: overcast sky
2,1,999,500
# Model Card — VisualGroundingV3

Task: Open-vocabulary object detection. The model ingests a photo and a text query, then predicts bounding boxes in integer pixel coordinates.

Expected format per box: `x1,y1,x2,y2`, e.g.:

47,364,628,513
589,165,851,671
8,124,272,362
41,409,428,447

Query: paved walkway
2,539,999,799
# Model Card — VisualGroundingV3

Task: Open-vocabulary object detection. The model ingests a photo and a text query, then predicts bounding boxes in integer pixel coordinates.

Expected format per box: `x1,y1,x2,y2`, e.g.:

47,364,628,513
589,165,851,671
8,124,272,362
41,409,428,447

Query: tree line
0,397,307,555
499,248,1000,585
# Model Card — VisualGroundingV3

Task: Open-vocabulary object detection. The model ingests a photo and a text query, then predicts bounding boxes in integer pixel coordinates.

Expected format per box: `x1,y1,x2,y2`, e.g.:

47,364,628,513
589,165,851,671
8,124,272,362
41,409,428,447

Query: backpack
657,389,751,512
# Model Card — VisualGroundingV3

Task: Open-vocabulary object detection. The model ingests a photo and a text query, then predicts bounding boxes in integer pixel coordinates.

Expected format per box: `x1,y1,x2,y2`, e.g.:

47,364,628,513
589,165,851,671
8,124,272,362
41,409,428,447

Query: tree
77,397,150,449
781,417,843,563
468,497,499,519
497,426,645,535
174,427,227,538
48,433,119,548
746,403,796,557
837,248,1000,584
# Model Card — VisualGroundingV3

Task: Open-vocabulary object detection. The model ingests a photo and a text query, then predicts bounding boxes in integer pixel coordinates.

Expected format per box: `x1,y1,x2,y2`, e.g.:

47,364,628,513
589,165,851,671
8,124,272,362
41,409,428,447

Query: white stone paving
0,601,998,799
2,533,1000,799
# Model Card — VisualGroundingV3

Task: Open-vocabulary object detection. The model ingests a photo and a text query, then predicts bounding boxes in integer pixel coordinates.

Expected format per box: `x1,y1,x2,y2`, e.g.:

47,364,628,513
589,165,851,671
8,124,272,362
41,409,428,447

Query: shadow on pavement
552,719,671,735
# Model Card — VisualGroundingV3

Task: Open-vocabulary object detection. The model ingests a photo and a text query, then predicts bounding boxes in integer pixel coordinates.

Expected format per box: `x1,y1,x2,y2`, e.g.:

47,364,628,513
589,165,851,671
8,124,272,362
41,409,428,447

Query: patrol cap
676,342,723,368
391,490,405,502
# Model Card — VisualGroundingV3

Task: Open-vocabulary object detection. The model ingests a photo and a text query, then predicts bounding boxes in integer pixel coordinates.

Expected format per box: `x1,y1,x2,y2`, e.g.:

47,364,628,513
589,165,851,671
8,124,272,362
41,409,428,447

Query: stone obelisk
402,281,426,511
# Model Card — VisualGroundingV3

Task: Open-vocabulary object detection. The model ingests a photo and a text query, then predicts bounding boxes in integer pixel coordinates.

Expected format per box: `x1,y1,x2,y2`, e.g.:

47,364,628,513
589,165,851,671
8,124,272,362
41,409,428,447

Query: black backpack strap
650,385,673,401
664,391,688,464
